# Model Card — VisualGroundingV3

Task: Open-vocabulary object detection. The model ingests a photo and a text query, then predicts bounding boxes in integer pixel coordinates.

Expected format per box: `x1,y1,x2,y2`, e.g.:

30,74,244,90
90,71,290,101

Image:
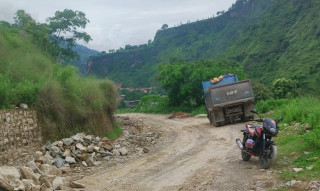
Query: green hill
86,0,273,87
65,43,99,74
226,0,320,94
87,0,320,96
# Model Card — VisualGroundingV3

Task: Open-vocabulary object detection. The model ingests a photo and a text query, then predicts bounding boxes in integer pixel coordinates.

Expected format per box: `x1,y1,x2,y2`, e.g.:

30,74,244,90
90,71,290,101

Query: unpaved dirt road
79,114,279,191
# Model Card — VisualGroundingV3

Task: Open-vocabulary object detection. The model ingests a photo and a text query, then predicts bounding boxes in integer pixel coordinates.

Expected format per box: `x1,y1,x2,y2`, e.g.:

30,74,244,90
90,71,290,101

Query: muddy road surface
79,114,279,191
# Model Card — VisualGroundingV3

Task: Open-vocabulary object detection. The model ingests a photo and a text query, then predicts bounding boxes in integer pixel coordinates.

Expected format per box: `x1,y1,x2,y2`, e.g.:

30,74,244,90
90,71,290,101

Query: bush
0,74,10,109
11,80,39,106
252,82,273,102
272,78,299,99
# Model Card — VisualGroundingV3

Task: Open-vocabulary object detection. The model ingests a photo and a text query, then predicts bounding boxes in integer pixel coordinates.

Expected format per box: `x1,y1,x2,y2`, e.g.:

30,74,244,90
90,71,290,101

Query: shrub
252,82,273,102
0,74,10,109
272,78,299,99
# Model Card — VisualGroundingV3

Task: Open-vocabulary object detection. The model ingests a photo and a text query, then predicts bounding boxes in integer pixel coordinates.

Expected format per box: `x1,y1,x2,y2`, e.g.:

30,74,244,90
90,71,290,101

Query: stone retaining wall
0,109,42,165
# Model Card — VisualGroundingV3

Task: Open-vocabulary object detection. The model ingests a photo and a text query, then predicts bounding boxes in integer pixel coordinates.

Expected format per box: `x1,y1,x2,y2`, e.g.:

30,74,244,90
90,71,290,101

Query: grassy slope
0,25,118,141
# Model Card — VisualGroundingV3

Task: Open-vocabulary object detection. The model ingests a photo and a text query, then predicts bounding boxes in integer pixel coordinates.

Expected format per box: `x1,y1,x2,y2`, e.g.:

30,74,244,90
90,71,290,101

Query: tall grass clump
255,98,289,113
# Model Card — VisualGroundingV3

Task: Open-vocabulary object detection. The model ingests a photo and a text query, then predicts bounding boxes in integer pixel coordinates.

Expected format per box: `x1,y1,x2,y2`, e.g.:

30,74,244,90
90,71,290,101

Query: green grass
116,95,206,116
259,97,320,181
106,122,123,139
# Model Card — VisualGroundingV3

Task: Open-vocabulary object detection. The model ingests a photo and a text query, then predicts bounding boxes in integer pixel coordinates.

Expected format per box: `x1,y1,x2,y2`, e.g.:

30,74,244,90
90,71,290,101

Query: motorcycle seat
246,124,258,130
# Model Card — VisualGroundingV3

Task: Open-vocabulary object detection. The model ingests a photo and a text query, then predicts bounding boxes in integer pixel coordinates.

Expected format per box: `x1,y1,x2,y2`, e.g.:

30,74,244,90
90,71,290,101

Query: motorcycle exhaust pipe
236,138,243,150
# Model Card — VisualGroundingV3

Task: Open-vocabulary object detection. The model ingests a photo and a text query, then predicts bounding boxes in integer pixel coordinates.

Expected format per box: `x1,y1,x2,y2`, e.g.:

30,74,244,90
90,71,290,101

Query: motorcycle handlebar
250,119,264,122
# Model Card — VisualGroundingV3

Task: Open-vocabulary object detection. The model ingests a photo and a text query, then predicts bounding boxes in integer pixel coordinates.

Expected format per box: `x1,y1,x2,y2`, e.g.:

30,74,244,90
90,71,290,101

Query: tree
157,59,246,106
46,9,92,62
272,78,299,99
14,10,50,51
14,10,35,28
161,24,168,30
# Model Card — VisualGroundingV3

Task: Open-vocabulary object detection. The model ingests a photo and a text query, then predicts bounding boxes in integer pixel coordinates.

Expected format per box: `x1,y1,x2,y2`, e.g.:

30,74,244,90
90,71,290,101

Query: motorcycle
236,109,283,169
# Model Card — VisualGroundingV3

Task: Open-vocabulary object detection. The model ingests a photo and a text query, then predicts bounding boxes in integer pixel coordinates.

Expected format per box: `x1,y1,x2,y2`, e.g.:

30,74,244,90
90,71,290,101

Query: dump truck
202,75,255,127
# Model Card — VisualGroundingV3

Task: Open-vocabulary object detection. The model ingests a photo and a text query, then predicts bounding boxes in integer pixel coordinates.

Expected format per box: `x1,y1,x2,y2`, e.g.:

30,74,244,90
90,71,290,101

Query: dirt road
79,114,279,191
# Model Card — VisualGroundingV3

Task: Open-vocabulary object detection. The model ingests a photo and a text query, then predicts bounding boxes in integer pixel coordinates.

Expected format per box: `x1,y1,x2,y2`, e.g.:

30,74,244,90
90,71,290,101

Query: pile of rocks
0,164,83,190
115,115,161,157
0,115,161,190
38,133,117,168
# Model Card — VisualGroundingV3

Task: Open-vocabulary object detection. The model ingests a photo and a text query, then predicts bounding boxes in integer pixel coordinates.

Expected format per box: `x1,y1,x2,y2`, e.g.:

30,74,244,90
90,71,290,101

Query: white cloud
0,0,236,51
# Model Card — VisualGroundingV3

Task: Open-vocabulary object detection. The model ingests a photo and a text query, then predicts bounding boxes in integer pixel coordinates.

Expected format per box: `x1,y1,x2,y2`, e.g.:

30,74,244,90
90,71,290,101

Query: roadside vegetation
0,10,118,141
255,97,320,182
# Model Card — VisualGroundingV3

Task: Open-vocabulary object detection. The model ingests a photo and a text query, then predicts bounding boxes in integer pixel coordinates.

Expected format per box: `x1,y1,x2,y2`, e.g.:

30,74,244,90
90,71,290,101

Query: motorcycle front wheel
259,145,277,169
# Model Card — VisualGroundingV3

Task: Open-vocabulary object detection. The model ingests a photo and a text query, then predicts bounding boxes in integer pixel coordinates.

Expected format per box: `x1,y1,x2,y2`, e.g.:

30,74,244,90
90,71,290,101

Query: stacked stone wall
0,109,42,165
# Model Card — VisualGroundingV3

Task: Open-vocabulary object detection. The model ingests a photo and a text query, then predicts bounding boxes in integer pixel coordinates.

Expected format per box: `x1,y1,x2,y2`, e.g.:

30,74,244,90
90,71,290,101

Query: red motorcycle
236,109,282,169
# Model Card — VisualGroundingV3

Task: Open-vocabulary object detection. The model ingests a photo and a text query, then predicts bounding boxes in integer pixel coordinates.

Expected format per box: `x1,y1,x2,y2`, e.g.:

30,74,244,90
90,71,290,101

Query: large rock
85,157,95,167
102,143,113,151
65,156,76,164
49,146,62,158
0,179,14,191
76,143,86,152
54,157,65,168
119,147,128,156
87,145,95,153
62,138,74,146
21,179,35,191
62,149,71,158
0,166,24,191
70,181,85,188
39,175,52,189
52,177,64,190
26,161,41,174
39,164,62,176
51,141,63,147
20,166,41,185
71,133,85,142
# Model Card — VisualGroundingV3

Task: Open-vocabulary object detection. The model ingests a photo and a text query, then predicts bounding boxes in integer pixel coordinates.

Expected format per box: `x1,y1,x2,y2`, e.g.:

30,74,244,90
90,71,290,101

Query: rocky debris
308,157,319,162
168,112,191,119
19,103,28,109
70,181,85,189
0,166,24,191
306,165,314,170
293,167,303,172
285,180,297,187
306,180,320,191
0,115,161,190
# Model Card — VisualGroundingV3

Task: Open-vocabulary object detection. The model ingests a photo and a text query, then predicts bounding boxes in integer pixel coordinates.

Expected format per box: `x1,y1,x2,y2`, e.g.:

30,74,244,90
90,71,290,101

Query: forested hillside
226,0,320,94
65,43,99,74
87,0,320,96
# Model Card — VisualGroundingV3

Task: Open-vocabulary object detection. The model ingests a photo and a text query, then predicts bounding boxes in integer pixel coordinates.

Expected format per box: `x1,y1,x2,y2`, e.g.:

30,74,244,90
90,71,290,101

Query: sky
0,0,236,52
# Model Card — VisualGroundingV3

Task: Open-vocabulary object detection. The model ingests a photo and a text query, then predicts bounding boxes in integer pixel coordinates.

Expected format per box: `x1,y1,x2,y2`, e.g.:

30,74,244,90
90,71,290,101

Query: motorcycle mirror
277,116,283,122
250,109,257,114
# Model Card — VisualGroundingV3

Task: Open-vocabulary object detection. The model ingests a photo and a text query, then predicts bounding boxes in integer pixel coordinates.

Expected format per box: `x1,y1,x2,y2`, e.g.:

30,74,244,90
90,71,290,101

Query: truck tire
214,121,225,127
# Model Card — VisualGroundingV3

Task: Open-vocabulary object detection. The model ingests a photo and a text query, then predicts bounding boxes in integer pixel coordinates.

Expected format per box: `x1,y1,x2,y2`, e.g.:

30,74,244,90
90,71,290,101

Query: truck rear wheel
214,121,225,127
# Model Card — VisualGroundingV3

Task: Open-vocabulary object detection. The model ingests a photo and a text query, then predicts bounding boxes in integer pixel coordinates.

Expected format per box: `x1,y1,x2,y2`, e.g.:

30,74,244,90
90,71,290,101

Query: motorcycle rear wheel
259,145,277,169
241,150,251,161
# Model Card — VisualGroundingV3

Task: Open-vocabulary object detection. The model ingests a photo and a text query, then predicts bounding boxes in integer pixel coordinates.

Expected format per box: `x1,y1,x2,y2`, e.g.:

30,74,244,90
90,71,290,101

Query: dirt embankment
79,113,280,191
